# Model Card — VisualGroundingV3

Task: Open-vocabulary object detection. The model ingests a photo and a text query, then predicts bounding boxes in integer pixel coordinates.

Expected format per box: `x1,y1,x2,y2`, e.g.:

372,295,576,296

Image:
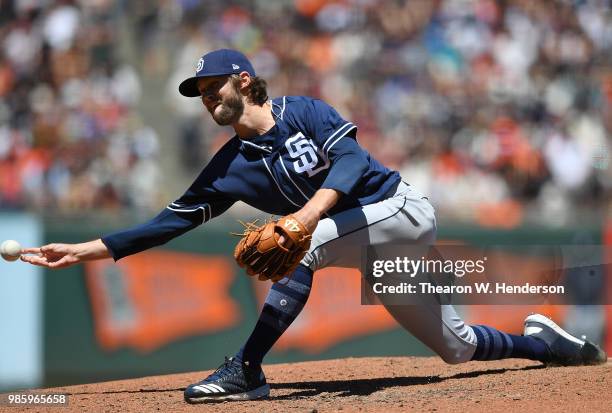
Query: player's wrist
292,208,320,234
74,239,110,261
312,203,329,218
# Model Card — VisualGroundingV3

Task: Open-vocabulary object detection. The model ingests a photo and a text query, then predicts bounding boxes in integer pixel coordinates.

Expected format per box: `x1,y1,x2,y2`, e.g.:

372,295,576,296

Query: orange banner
85,251,240,353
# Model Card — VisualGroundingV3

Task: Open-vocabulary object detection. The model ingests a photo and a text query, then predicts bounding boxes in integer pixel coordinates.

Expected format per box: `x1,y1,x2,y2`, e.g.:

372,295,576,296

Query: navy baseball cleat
524,313,607,366
184,357,270,403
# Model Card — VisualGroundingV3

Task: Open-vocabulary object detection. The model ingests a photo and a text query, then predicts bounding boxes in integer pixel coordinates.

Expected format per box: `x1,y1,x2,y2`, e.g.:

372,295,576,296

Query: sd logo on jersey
285,132,330,177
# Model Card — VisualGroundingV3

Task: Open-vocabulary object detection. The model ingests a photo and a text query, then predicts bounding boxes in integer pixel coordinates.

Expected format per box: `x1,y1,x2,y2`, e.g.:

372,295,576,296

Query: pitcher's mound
5,356,611,412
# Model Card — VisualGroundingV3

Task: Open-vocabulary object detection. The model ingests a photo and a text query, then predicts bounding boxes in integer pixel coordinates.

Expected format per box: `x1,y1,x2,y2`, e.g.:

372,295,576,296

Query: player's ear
237,71,252,91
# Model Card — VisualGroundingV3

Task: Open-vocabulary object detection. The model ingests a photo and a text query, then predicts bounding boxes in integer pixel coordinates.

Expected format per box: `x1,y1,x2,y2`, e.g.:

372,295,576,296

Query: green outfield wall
36,215,603,388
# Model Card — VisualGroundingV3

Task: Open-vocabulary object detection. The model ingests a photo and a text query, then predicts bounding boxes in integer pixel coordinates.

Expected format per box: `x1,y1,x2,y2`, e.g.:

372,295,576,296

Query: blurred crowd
1,0,611,227
0,0,160,212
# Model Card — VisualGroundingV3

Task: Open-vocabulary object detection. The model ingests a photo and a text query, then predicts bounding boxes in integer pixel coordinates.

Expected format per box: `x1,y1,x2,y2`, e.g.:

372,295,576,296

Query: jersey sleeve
305,99,369,195
101,162,235,261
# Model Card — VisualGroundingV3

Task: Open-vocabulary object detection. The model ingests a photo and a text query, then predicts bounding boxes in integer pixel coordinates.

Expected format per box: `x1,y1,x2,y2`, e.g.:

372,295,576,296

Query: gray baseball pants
301,181,477,363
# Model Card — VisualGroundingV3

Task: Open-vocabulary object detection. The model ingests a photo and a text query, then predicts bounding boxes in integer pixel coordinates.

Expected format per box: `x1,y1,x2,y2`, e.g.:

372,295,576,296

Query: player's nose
201,94,219,109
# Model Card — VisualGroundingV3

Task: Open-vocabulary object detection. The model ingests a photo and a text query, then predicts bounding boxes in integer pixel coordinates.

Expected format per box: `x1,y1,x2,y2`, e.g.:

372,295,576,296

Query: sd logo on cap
179,49,256,97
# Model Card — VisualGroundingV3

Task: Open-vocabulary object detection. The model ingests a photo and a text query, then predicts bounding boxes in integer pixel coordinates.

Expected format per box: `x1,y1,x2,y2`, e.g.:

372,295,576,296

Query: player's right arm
21,204,213,268
22,153,236,269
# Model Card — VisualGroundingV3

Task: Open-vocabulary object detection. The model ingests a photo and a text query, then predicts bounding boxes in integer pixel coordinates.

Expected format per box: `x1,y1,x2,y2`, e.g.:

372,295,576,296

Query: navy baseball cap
178,49,256,97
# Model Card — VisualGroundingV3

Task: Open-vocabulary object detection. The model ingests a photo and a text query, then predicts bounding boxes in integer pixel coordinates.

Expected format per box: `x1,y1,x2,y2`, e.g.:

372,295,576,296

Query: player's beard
212,83,244,126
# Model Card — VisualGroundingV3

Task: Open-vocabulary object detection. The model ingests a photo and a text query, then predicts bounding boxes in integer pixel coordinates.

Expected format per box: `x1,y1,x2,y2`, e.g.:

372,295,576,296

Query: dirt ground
1,356,610,413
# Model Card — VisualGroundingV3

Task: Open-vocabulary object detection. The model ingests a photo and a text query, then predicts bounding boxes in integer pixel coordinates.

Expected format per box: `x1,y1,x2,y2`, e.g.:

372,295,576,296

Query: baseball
1,240,22,262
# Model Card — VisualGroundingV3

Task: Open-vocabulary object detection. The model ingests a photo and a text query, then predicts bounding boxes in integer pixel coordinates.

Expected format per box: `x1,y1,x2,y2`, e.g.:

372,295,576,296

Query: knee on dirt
437,348,473,365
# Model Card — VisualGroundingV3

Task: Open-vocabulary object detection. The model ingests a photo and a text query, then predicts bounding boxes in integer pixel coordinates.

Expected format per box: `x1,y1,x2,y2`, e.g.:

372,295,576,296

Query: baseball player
21,49,607,403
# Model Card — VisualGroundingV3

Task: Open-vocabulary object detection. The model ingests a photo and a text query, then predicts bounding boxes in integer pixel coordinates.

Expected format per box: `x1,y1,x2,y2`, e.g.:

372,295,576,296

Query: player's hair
230,75,269,106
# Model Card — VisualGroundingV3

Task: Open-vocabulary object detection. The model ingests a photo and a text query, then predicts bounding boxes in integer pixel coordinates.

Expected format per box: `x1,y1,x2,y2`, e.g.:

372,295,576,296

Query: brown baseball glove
234,215,312,282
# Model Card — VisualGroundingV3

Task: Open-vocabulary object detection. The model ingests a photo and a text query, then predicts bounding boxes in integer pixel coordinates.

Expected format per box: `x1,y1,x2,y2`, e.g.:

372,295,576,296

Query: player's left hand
280,208,319,246
234,214,312,282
